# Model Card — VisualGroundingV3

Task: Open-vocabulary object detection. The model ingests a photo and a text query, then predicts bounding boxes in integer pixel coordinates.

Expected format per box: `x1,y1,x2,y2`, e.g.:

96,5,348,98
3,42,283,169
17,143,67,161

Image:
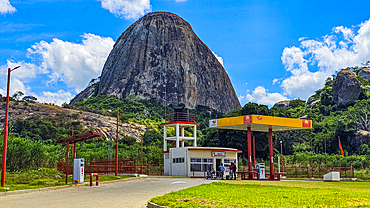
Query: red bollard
90,173,99,186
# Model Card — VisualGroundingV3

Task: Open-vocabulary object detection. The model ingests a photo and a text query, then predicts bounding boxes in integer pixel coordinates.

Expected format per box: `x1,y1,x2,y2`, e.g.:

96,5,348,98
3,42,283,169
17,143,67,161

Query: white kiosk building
162,109,241,177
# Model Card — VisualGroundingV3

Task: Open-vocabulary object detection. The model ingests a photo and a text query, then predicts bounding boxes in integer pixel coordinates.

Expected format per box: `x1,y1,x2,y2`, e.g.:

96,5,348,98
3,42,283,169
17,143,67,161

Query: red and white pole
1,66,20,188
269,128,274,180
280,141,283,172
116,108,119,176
247,127,252,179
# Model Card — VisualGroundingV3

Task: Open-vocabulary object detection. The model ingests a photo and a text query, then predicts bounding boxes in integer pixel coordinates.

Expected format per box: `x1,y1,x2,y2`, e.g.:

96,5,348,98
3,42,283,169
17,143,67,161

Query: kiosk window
173,157,185,163
190,158,213,171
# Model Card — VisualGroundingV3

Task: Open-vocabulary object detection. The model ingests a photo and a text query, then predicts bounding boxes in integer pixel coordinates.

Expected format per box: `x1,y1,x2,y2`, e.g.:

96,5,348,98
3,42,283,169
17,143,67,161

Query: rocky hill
0,102,146,141
70,12,240,113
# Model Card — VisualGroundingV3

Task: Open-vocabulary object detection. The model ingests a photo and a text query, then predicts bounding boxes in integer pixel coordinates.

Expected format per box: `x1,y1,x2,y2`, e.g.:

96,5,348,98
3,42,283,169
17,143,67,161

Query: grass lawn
0,169,133,192
150,180,370,207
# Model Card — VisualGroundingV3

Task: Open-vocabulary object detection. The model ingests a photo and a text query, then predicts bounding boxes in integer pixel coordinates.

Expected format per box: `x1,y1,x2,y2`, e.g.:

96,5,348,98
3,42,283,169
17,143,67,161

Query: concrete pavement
0,177,213,208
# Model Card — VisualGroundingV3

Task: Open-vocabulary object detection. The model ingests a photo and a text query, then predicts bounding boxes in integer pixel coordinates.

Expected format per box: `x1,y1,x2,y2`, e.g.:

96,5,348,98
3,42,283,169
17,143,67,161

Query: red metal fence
57,158,164,176
237,166,354,179
284,166,354,178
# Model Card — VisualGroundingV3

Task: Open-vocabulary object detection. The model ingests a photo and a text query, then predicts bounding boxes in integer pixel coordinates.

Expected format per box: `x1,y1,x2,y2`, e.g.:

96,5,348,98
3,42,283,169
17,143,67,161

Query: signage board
210,119,217,127
212,151,226,157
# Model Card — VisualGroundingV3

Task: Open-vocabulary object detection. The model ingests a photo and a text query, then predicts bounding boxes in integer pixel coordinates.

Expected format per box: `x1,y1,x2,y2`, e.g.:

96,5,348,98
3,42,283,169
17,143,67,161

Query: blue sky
1,0,370,106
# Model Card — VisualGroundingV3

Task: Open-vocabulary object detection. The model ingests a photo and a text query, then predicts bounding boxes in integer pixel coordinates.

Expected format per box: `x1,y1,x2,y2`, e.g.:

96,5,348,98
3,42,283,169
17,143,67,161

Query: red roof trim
161,121,199,125
187,148,242,153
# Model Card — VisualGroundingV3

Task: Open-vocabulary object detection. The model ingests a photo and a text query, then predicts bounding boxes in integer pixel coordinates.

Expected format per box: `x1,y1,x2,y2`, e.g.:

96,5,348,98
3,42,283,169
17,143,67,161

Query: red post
253,137,256,169
65,142,70,184
247,127,252,179
141,136,143,174
269,128,274,180
1,68,12,188
90,173,99,186
280,141,283,172
72,127,76,159
116,108,119,176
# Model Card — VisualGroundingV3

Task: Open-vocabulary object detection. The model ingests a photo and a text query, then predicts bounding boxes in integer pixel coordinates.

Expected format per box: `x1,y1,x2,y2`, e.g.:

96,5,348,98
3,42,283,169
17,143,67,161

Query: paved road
0,177,213,208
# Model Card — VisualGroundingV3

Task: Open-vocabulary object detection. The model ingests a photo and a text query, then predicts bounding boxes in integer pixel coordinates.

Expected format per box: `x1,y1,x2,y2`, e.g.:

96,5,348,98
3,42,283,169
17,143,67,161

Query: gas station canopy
209,115,312,132
208,115,312,180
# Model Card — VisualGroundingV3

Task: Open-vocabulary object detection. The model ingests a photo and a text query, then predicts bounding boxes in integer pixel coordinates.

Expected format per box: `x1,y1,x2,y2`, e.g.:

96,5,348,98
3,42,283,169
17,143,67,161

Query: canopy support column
247,127,252,179
269,127,274,180
253,136,256,169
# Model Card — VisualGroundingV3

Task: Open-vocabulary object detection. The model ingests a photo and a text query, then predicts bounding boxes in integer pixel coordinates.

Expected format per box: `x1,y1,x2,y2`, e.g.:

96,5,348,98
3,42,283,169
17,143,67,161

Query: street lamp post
1,66,20,188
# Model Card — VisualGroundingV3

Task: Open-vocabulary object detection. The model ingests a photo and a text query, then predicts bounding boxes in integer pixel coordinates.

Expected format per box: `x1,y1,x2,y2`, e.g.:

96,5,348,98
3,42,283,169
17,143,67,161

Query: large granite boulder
353,130,370,149
71,12,240,113
332,69,361,105
358,67,370,82
273,100,290,109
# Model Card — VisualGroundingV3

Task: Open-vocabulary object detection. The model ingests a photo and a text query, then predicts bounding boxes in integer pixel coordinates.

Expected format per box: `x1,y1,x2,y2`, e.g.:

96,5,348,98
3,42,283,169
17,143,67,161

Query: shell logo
302,120,311,128
244,115,251,124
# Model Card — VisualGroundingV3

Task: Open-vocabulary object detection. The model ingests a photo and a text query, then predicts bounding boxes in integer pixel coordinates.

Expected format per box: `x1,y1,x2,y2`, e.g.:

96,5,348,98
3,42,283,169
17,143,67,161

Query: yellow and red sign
302,120,311,128
244,115,251,124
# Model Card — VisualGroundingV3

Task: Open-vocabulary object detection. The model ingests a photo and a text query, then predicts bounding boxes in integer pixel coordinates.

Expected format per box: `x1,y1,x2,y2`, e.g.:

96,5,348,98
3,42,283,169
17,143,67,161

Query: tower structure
162,107,198,175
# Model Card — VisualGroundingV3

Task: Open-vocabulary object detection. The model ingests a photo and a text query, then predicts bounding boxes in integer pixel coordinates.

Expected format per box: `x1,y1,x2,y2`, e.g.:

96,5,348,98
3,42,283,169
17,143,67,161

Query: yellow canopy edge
209,115,312,132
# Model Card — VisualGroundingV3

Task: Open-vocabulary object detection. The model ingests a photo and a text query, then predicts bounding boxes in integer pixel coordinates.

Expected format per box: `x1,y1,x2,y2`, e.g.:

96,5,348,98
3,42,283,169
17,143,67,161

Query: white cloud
239,86,288,106
0,33,114,105
0,0,16,15
36,90,73,106
0,60,44,80
280,18,370,99
272,78,282,85
212,51,224,66
27,33,115,92
0,77,30,97
99,0,151,19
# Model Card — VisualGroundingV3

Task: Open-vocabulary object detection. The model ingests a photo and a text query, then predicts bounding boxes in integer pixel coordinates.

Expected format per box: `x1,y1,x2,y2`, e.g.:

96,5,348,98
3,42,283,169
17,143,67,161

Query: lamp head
11,66,21,71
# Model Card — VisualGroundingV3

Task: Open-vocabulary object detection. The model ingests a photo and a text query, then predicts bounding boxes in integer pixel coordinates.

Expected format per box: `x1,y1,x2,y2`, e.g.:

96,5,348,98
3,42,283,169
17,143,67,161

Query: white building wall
186,149,238,177
170,148,187,176
164,154,169,175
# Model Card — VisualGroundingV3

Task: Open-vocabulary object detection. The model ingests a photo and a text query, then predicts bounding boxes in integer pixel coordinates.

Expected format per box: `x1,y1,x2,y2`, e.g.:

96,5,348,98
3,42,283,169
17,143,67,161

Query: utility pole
116,108,119,176
1,66,20,188
141,136,143,174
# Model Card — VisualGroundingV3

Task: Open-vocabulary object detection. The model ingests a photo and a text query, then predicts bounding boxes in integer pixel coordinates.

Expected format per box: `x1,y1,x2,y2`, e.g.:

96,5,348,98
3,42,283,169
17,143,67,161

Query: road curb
147,201,169,208
0,177,142,197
